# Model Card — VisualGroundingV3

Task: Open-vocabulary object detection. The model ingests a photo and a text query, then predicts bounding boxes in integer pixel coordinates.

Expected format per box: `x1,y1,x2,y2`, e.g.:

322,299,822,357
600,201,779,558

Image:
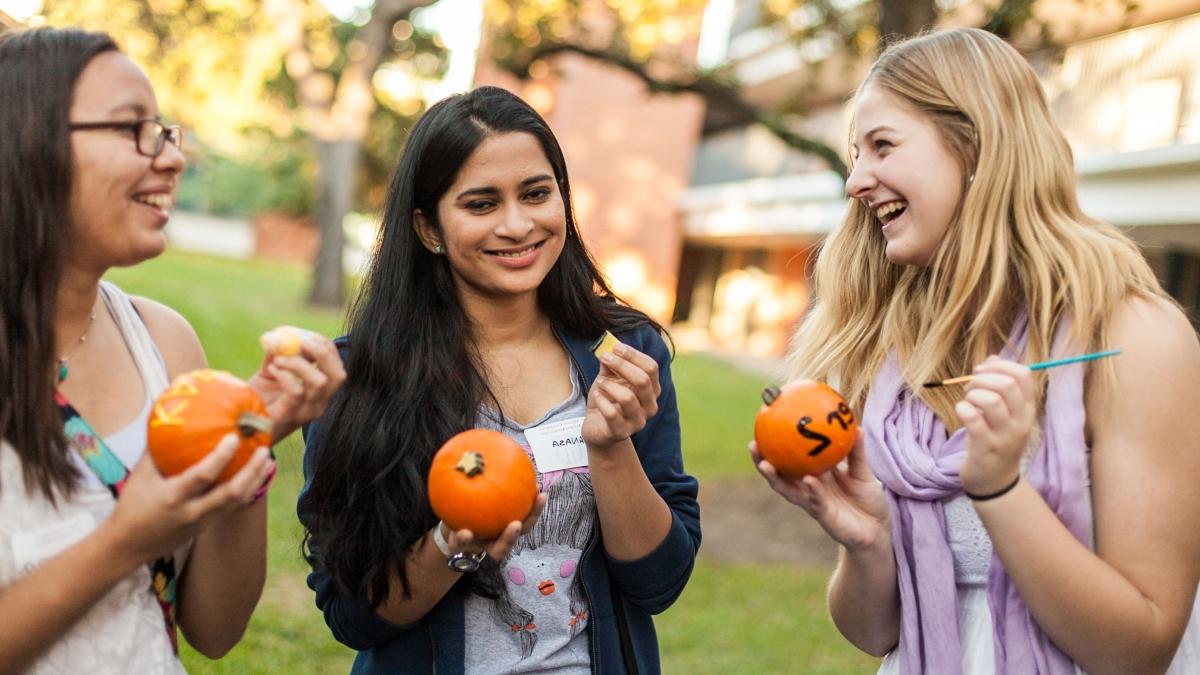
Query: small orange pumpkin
427,429,538,539
753,380,857,479
147,369,273,483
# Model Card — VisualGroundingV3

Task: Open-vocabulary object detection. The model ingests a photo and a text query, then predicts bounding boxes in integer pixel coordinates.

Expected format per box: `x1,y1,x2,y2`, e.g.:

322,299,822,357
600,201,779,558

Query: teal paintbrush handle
1027,349,1122,371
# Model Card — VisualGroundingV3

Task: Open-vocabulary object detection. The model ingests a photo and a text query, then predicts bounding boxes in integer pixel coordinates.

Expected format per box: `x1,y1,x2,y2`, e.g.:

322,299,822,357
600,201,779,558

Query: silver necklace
57,309,96,383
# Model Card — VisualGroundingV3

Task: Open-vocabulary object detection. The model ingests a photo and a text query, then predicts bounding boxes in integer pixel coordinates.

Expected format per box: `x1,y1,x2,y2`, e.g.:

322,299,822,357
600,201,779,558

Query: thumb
846,429,871,478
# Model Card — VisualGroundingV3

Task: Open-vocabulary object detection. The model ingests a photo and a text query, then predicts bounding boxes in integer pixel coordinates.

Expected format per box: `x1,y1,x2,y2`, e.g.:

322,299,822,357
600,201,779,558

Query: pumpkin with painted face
754,380,856,479
427,428,538,539
147,369,273,482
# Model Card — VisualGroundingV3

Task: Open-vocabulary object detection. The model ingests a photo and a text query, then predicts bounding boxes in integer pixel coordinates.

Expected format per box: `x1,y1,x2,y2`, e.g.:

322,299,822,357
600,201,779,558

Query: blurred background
2,0,1197,672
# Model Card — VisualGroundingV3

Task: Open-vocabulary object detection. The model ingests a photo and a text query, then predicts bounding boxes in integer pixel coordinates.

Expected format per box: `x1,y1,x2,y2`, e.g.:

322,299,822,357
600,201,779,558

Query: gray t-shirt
464,369,595,674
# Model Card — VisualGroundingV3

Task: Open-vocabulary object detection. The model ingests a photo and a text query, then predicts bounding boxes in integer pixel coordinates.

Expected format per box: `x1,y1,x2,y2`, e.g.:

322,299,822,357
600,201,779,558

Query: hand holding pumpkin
751,381,889,551
751,433,890,551
147,369,274,483
250,326,346,443
582,344,661,451
106,432,275,564
428,429,542,542
438,494,548,563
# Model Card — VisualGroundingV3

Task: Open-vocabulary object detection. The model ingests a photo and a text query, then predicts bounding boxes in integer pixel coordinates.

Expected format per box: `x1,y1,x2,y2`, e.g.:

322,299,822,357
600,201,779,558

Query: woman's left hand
956,355,1037,495
582,344,661,451
248,333,346,443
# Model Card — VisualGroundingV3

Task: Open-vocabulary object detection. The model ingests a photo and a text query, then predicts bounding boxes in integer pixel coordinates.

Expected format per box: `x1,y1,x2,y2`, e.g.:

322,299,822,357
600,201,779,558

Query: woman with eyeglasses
0,27,345,673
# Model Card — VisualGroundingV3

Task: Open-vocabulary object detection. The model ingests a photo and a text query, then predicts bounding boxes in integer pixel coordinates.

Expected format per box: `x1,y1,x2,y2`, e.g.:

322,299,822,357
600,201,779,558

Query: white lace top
0,281,186,675
945,494,993,586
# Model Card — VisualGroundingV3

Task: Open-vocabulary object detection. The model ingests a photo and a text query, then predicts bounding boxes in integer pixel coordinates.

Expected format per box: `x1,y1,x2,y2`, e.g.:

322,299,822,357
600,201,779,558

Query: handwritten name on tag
524,416,589,474
10,512,96,575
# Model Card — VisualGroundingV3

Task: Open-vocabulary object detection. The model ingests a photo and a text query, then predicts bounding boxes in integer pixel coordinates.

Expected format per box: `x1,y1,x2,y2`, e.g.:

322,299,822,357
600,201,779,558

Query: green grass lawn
106,250,876,674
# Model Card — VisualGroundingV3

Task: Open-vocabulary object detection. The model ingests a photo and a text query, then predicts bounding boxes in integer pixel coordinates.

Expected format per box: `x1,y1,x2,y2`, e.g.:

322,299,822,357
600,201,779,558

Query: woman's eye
466,200,495,212
525,187,550,201
874,139,894,151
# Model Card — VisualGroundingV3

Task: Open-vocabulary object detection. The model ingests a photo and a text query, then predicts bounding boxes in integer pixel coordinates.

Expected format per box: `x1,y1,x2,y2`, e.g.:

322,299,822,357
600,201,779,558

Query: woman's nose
844,160,875,201
497,203,535,239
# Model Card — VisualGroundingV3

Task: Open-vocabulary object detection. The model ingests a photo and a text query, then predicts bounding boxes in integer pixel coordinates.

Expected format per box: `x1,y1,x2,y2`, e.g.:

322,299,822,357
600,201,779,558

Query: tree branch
506,42,849,179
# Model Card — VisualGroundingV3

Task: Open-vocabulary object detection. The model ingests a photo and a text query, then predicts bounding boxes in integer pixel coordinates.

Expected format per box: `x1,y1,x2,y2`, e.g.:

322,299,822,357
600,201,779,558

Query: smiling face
416,131,566,303
845,83,965,267
67,51,185,270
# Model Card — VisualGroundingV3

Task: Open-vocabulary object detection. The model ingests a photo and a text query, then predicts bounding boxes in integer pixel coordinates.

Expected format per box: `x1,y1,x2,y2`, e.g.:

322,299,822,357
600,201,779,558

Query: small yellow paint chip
593,331,621,357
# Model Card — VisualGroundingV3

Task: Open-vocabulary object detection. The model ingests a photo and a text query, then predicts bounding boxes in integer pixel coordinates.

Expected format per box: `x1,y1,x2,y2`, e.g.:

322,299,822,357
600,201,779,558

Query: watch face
449,552,483,573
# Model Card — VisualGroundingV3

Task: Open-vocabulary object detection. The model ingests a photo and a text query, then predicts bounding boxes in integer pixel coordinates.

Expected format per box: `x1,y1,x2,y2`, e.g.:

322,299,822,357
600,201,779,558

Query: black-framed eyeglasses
67,118,184,158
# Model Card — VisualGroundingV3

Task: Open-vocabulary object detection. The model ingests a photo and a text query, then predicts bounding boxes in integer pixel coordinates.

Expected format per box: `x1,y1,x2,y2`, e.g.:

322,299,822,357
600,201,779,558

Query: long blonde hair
788,27,1163,426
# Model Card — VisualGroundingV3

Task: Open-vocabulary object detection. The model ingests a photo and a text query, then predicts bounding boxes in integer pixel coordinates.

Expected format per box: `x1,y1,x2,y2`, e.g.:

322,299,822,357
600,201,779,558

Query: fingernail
613,343,627,356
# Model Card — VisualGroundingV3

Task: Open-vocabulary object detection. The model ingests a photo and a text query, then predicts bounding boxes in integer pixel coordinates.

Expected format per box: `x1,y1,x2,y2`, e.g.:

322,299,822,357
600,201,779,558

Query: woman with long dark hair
0,27,344,673
299,86,700,673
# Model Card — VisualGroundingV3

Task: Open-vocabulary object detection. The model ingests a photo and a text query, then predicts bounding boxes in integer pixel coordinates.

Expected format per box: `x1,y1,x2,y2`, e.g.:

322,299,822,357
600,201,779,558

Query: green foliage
177,131,314,217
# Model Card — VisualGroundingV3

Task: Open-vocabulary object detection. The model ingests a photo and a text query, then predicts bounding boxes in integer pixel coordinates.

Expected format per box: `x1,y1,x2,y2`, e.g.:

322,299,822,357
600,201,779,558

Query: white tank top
0,281,186,674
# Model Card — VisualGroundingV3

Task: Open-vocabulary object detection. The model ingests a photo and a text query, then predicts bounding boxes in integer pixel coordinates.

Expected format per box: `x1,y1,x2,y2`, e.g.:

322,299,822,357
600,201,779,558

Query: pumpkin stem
455,451,485,478
761,386,781,406
237,412,274,438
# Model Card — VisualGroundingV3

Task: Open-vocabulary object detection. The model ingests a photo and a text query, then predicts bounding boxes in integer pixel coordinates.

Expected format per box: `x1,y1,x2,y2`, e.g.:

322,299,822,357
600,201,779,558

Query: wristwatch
432,521,487,573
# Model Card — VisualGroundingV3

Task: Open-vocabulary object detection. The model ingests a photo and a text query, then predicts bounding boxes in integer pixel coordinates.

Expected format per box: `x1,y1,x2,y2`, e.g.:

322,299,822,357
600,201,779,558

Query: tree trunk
308,138,360,308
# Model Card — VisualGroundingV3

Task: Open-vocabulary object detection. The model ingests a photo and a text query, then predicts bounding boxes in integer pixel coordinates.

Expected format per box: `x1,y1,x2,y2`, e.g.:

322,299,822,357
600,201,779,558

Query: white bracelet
431,521,453,559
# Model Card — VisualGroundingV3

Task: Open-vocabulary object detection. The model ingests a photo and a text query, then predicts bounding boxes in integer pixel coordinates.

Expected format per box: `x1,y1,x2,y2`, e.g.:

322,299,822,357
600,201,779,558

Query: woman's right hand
750,430,891,551
101,433,274,565
442,493,549,562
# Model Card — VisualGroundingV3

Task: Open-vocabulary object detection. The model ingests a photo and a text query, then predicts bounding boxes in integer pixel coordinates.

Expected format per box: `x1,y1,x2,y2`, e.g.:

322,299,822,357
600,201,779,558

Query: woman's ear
413,209,443,254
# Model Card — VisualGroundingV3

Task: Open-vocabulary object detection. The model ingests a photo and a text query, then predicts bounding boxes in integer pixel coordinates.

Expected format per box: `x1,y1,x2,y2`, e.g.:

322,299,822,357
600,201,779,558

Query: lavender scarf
863,318,1093,674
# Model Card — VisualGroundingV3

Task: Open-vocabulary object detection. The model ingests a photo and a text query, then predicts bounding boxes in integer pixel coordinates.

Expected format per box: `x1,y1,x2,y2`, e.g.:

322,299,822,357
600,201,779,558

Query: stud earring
434,244,444,254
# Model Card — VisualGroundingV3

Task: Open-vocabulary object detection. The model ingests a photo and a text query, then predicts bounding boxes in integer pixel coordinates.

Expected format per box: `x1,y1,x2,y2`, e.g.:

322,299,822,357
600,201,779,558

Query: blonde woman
752,27,1200,674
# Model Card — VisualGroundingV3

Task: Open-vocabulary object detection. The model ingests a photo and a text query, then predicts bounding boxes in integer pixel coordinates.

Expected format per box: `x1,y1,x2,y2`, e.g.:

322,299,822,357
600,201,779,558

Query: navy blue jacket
299,322,701,674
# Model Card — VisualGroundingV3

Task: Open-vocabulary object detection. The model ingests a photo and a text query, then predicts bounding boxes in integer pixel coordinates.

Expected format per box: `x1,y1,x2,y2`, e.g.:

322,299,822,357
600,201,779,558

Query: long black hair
300,86,662,606
0,28,118,501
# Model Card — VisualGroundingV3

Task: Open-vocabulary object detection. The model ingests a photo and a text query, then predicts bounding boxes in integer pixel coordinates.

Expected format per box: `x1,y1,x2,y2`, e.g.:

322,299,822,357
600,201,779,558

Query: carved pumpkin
753,380,856,479
147,369,273,483
427,429,538,539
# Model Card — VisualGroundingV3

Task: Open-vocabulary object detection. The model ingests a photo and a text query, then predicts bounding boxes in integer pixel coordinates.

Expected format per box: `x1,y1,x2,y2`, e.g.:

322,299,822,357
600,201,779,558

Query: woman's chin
883,243,933,268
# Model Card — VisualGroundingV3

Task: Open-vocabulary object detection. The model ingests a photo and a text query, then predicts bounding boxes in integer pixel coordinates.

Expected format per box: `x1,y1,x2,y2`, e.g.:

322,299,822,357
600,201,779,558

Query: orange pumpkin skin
147,369,273,483
427,429,538,540
754,380,857,479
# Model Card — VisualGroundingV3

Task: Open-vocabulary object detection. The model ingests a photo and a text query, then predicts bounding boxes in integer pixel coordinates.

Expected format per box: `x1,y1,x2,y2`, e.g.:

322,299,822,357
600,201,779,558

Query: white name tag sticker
524,416,589,474
10,512,96,575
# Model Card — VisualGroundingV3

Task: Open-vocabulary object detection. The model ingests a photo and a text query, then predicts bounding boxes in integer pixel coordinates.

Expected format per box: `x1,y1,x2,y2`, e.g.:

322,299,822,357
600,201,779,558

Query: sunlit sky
319,0,483,102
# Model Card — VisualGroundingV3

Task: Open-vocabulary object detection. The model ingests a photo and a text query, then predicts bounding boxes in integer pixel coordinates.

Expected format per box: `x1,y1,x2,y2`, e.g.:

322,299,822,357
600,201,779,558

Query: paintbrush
922,349,1122,388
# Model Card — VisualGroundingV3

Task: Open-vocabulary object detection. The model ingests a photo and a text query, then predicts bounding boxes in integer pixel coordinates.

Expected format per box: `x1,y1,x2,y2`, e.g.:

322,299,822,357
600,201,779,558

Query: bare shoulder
129,295,207,378
1086,293,1200,448
1106,294,1199,376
